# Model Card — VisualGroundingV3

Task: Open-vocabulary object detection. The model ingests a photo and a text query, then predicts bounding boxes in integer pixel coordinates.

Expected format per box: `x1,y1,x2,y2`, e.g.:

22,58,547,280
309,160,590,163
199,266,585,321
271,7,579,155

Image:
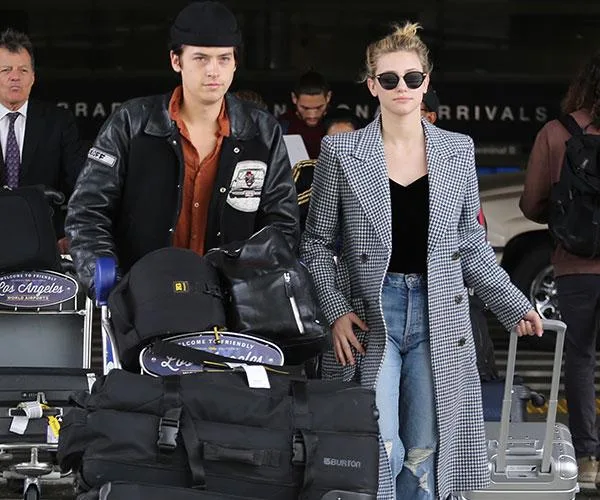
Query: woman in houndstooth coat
299,22,543,500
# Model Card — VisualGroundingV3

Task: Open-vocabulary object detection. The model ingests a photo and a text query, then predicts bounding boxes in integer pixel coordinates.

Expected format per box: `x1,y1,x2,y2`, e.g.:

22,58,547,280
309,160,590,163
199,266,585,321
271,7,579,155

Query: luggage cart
0,260,96,500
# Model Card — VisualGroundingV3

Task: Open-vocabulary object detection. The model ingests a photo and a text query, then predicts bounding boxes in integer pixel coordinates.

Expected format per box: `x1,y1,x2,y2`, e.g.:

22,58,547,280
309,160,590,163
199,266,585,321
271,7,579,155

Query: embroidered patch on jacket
88,147,117,167
226,160,267,213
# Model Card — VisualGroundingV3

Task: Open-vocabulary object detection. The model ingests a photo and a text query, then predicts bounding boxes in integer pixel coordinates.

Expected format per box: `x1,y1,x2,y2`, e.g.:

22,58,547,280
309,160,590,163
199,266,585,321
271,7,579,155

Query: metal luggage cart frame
0,261,95,500
95,257,121,375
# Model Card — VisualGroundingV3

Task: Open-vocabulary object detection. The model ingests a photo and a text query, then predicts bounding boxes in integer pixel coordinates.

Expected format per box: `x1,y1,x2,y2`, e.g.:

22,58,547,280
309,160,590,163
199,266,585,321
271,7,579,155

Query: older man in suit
0,28,85,252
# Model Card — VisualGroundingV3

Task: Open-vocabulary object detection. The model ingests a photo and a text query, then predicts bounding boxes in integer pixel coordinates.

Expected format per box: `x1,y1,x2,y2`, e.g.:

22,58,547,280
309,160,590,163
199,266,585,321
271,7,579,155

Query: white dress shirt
0,101,28,161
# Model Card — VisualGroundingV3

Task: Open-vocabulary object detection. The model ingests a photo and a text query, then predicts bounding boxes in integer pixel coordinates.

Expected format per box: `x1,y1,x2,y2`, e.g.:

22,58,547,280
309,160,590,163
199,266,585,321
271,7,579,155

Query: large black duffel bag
78,481,261,500
58,370,378,500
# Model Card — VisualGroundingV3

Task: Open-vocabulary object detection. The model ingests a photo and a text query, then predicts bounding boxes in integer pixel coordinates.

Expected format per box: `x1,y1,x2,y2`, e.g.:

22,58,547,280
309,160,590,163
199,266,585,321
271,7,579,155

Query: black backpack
205,226,330,365
108,248,226,371
548,114,600,258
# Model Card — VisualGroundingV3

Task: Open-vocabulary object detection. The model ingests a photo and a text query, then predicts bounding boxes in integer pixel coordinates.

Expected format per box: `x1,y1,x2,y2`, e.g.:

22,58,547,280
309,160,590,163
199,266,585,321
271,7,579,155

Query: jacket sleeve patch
88,147,117,167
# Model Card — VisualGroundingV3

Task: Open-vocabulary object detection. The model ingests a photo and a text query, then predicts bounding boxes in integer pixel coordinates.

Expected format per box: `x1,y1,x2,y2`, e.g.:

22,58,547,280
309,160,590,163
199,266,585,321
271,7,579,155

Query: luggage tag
9,400,44,435
9,416,29,435
46,415,61,444
226,363,271,389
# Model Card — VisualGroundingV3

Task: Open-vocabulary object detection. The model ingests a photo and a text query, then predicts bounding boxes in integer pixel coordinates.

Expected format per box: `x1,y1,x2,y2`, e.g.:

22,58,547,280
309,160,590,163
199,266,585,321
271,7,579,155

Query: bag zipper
283,272,305,335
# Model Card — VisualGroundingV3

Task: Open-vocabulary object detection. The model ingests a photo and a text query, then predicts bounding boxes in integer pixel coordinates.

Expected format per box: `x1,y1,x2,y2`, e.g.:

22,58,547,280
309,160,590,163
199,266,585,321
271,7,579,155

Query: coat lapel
21,100,43,180
339,118,392,250
425,120,466,257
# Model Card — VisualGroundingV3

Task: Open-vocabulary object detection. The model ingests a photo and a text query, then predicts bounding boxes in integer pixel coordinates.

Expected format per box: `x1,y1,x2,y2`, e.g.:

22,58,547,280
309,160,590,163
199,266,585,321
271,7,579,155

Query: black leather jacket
66,91,299,292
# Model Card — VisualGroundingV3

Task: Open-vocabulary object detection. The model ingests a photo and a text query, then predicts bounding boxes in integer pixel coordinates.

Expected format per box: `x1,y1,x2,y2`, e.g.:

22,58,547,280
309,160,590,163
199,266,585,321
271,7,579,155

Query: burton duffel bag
58,369,378,500
77,481,262,500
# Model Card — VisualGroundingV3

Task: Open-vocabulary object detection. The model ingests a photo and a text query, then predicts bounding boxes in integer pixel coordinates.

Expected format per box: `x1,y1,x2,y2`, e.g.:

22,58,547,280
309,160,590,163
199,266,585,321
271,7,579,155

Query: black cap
423,89,440,114
170,1,242,48
323,107,362,131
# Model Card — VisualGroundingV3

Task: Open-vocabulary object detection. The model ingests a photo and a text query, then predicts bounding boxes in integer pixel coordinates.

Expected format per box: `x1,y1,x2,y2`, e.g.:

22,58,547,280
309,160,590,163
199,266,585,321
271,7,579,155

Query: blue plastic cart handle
94,256,117,306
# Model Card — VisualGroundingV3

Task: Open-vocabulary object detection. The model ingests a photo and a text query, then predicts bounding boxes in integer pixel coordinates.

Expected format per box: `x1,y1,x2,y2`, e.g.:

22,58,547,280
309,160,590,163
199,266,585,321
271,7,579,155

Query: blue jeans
376,273,437,499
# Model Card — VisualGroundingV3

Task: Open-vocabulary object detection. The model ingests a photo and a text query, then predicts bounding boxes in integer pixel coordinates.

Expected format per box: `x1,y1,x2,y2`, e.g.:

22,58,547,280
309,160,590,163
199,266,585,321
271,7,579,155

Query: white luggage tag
225,363,271,389
9,401,44,435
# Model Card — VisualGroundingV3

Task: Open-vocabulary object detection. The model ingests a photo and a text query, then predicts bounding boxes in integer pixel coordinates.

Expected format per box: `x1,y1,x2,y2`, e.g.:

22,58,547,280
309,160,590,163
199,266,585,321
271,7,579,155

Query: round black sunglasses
375,71,427,90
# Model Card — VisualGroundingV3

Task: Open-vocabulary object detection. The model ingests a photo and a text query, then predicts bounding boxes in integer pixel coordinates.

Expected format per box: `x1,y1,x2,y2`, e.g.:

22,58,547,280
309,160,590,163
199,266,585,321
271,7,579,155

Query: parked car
478,171,559,324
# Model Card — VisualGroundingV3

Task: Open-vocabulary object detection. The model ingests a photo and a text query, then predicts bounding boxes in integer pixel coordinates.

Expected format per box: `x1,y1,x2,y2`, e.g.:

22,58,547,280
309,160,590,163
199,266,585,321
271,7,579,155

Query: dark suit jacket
0,99,87,237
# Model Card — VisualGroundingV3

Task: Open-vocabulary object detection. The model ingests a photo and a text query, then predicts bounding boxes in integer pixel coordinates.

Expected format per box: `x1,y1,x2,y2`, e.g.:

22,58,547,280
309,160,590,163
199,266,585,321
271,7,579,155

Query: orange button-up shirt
169,86,230,255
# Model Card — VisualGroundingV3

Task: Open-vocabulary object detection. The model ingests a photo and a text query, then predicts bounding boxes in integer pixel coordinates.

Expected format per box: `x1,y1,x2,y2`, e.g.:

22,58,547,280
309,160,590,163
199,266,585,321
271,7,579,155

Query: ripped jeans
376,273,437,499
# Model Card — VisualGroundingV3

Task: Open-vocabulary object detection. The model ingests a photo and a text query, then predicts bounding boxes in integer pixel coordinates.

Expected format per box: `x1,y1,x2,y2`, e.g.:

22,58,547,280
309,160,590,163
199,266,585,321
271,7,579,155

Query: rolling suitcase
460,319,579,499
480,376,545,422
470,293,546,423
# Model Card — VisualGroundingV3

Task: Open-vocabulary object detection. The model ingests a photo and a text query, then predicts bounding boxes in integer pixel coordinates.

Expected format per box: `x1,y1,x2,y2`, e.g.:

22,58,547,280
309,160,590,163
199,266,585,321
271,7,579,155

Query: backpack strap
558,114,584,137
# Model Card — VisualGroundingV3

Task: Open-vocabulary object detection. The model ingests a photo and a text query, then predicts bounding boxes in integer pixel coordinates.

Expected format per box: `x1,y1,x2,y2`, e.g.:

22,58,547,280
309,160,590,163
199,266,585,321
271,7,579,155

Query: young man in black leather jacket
65,1,299,294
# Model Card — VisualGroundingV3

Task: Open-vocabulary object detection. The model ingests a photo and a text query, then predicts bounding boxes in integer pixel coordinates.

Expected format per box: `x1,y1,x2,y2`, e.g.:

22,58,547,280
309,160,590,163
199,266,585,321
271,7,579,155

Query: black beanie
170,1,242,48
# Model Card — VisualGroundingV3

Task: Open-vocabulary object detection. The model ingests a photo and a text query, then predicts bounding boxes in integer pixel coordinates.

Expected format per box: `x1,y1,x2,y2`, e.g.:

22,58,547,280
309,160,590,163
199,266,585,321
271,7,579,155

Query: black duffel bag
108,248,226,371
78,481,259,500
58,369,378,500
205,226,330,364
0,185,61,272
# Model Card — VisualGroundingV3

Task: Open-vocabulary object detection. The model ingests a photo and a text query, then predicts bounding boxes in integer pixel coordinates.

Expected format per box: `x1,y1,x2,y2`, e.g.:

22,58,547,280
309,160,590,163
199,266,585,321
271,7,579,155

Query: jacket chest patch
226,160,267,213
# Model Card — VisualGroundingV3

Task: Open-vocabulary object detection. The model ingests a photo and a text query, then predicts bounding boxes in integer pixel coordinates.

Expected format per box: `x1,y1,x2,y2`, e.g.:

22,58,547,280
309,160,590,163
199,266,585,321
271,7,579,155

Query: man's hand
331,312,368,366
57,237,70,255
515,309,544,337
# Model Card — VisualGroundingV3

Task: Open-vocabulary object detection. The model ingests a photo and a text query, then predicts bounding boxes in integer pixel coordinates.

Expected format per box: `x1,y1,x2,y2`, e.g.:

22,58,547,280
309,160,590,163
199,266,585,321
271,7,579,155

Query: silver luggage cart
459,319,578,499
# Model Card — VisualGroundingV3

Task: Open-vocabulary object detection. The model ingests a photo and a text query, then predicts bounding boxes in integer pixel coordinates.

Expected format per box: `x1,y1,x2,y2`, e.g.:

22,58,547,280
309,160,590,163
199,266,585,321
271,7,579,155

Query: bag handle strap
152,340,263,368
202,442,281,467
106,274,133,331
558,114,584,137
151,340,294,375
179,409,207,489
158,376,207,488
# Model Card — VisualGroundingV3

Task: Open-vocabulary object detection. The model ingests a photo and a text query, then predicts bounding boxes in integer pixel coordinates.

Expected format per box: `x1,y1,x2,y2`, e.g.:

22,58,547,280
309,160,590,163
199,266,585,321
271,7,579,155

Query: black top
388,175,429,274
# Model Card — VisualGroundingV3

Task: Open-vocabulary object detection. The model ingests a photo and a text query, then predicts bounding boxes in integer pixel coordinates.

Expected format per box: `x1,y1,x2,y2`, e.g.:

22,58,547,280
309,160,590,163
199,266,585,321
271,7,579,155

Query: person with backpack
520,49,600,485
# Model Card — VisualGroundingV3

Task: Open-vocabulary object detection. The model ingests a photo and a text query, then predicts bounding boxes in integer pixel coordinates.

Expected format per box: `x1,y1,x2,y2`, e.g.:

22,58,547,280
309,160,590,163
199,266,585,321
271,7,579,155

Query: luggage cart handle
496,319,566,475
8,407,63,418
94,256,117,306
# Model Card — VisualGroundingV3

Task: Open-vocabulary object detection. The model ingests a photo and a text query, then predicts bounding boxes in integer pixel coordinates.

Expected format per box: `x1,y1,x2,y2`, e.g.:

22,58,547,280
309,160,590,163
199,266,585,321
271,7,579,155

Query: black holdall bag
205,226,330,364
107,248,226,371
548,114,600,258
78,481,260,500
468,293,499,382
58,369,379,500
0,185,61,272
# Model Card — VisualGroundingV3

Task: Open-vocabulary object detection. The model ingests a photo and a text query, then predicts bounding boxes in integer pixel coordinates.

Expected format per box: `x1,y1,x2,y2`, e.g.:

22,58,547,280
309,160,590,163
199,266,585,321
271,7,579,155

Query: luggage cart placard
0,271,78,308
139,331,284,377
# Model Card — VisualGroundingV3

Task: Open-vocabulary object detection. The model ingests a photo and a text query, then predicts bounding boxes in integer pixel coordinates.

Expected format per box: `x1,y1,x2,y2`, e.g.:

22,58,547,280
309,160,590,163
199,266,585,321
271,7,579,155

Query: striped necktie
4,112,21,188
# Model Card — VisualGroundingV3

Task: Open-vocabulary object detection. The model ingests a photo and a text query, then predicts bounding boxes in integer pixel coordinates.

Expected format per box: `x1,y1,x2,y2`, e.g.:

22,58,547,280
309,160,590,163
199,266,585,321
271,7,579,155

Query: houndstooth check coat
300,117,533,500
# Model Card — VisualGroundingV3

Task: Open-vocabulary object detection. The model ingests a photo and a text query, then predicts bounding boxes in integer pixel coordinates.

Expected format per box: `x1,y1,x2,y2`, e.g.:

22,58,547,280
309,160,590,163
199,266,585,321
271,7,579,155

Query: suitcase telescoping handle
496,319,566,475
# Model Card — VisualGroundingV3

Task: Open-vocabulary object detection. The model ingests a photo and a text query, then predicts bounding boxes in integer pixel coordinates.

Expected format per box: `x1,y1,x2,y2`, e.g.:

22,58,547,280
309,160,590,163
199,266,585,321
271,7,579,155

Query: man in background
293,107,360,232
0,28,85,252
279,71,331,159
421,88,440,124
